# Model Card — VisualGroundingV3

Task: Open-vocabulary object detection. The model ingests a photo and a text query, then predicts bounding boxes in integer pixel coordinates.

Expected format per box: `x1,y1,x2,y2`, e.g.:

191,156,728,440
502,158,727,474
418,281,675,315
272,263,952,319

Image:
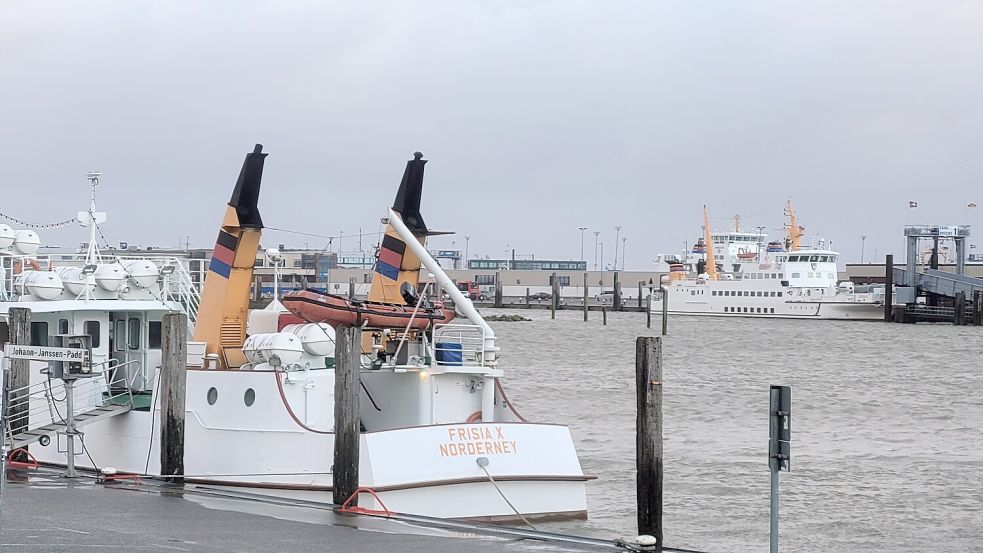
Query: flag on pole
908,201,918,208
969,203,977,208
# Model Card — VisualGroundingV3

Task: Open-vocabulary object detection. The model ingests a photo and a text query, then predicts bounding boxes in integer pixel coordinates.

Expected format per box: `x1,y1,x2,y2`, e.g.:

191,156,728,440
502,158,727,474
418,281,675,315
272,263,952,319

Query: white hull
657,280,884,321
25,365,589,521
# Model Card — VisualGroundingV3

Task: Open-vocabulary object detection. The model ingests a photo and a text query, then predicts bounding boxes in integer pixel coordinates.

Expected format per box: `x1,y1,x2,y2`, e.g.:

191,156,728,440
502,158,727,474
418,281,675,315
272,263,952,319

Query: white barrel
95,262,126,291
24,270,64,300
125,259,159,288
282,323,335,357
243,333,304,366
11,230,41,255
57,266,95,296
0,224,14,249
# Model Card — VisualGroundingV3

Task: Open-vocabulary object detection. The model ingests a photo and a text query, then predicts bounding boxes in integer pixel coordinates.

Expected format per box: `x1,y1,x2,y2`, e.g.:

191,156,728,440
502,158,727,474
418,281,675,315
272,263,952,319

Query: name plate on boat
3,345,90,363
438,425,519,457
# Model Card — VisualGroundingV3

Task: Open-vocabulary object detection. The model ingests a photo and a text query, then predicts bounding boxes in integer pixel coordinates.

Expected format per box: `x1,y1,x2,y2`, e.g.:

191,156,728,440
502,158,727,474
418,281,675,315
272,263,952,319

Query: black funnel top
392,151,428,235
228,143,268,229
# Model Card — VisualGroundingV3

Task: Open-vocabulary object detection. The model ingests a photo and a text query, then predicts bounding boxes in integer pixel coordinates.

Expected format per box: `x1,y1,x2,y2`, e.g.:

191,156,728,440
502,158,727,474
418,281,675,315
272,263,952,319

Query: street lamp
593,231,600,270
614,226,622,270
464,235,471,267
860,235,867,264
578,227,587,262
624,238,630,270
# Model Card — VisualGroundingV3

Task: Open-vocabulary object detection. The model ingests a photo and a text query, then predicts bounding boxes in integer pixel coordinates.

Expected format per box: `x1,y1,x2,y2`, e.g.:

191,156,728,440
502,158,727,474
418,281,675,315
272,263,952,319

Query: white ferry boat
0,146,590,522
655,202,885,320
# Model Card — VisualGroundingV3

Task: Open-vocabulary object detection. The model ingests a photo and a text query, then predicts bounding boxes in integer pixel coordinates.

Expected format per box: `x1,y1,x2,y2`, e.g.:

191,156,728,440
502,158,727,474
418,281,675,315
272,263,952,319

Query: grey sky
2,1,981,269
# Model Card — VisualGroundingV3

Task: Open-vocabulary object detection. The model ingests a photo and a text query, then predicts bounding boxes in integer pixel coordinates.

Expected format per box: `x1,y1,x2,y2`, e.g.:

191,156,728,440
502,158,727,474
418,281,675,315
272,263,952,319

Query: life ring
12,258,41,275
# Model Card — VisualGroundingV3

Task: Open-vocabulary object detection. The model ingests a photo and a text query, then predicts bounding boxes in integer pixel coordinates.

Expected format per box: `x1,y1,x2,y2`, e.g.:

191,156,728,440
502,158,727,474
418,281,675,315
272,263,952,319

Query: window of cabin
148,321,162,349
128,318,141,350
114,320,126,352
30,322,48,346
58,319,70,334
83,321,101,348
0,322,8,346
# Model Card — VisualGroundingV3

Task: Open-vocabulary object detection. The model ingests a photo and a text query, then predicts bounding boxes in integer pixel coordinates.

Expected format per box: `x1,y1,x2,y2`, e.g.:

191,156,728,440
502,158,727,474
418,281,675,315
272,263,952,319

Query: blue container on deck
435,342,463,366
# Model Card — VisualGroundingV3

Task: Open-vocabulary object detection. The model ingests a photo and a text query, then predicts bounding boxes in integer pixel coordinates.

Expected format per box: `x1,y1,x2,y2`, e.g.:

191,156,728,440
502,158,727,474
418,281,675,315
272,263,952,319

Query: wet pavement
0,468,624,553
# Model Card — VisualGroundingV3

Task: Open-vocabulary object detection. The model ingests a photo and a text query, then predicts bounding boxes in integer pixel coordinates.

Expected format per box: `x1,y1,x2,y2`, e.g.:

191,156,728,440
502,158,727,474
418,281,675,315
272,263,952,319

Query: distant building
467,259,587,271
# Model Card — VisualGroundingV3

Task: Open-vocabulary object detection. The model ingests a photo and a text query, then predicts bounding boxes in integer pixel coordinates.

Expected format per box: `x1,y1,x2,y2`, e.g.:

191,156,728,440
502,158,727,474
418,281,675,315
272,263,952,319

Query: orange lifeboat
282,290,455,329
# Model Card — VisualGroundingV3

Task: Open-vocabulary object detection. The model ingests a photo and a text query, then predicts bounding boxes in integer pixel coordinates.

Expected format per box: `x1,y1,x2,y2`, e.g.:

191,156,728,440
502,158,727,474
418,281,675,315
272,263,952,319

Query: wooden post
613,271,622,312
494,272,503,308
333,324,361,505
973,290,983,326
160,312,188,482
646,295,652,328
525,287,530,308
551,272,559,319
583,272,589,322
636,336,663,544
884,254,894,322
8,307,31,438
638,282,644,309
348,277,356,300
661,288,668,336
602,307,607,325
954,291,966,326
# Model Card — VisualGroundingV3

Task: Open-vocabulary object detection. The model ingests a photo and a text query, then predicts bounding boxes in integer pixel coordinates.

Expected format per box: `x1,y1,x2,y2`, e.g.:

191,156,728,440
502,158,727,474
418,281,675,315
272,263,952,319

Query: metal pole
65,379,78,478
661,287,668,336
770,467,779,553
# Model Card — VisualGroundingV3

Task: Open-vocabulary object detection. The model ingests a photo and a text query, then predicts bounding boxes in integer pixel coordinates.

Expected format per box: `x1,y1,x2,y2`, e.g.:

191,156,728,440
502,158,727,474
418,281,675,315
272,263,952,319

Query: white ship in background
654,201,885,320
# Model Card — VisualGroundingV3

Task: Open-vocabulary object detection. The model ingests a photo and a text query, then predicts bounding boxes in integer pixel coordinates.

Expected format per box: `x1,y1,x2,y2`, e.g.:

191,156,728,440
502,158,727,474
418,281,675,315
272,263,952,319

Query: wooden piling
973,290,983,326
646,295,652,329
525,287,530,308
551,272,559,320
583,272,589,322
636,336,663,544
8,307,31,438
160,312,188,482
602,307,607,325
613,271,622,312
661,288,668,336
638,282,644,309
348,277,356,300
494,272,503,308
333,324,361,505
954,291,966,326
884,254,894,322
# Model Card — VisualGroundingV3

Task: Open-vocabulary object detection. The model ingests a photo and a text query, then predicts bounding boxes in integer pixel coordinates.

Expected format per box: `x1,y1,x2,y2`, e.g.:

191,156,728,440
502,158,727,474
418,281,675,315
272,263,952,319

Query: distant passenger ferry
655,201,885,320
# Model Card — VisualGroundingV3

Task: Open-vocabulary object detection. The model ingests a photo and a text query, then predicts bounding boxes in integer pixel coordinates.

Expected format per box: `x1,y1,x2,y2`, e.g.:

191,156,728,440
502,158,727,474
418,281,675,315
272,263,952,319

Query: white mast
78,172,107,301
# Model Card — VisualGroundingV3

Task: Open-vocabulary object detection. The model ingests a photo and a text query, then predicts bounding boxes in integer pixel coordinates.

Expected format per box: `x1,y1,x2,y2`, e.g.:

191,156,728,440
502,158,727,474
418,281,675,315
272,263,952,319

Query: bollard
602,307,607,325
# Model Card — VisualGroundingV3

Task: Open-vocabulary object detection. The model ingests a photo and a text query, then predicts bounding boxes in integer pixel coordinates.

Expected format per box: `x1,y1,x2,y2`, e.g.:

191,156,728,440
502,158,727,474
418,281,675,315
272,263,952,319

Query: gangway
893,267,983,300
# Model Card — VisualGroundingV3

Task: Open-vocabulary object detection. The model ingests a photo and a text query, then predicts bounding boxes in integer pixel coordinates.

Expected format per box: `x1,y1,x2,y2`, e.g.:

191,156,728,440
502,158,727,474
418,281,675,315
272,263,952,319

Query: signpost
2,336,94,477
769,385,791,553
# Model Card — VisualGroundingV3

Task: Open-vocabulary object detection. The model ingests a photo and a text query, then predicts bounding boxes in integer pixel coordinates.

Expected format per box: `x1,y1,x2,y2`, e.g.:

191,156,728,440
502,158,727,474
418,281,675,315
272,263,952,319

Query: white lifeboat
0,225,14,250
242,333,303,367
56,266,96,296
23,270,64,300
125,259,159,288
282,323,335,357
95,263,126,291
11,230,41,256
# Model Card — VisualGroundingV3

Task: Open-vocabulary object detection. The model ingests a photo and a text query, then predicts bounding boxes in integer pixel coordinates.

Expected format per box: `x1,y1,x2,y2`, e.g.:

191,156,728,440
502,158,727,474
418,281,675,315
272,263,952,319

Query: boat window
58,319,69,334
791,273,800,278
30,322,48,346
244,388,256,407
148,321,162,349
83,321,101,348
828,273,836,279
114,320,126,352
770,308,775,313
128,318,141,350
778,291,783,297
0,323,8,346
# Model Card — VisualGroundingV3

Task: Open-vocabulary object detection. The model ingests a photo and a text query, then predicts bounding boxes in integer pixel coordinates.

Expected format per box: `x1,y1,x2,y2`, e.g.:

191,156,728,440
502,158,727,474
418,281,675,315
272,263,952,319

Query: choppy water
485,309,983,553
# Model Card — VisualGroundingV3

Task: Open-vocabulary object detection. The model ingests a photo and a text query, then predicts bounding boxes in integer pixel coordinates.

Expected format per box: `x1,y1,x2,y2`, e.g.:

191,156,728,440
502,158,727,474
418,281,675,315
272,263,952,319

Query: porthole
207,387,218,405
244,388,256,407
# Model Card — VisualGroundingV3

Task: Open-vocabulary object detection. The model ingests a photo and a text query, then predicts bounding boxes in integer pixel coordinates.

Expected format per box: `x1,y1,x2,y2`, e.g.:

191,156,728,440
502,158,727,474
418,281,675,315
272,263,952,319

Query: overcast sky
2,1,981,269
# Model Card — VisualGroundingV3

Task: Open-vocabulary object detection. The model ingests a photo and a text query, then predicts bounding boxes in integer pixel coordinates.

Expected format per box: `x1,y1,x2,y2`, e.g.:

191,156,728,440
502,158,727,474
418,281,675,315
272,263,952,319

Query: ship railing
431,323,488,369
2,364,135,448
